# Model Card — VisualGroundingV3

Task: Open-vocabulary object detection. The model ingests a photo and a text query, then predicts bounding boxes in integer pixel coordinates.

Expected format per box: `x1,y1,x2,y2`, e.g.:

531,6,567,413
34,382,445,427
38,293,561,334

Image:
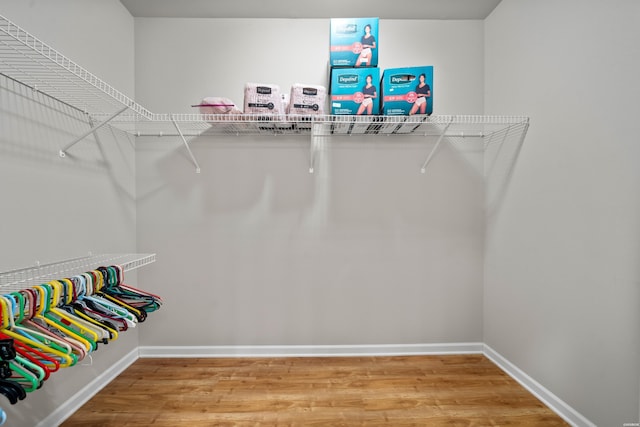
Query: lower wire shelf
0,253,156,293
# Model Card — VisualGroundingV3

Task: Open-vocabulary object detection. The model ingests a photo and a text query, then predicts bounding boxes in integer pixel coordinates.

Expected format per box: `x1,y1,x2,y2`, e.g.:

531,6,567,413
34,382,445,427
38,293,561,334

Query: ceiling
119,0,503,20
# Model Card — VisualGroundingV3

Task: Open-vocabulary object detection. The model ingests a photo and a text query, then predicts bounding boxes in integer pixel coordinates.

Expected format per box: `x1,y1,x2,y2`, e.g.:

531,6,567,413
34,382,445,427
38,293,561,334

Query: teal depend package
330,18,379,68
381,66,434,116
329,67,381,115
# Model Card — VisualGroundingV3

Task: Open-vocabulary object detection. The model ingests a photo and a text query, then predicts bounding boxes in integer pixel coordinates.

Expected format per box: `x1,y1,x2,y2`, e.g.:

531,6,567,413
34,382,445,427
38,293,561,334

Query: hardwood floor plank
61,355,569,426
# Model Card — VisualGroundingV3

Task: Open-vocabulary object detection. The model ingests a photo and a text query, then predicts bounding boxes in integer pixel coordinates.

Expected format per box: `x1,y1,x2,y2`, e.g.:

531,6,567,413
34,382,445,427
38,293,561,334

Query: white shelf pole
484,123,512,178
171,115,201,174
59,105,129,157
420,118,454,174
310,122,321,173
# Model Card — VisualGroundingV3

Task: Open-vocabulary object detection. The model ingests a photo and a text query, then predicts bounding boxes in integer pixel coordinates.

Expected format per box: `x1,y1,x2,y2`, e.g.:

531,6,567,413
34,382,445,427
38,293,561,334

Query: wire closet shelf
0,13,152,119
1,14,528,142
111,113,530,140
0,254,156,293
1,11,530,177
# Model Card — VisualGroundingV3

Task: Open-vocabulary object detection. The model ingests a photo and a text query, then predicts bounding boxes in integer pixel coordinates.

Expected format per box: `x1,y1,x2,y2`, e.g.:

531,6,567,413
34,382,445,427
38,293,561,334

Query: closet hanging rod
126,130,492,138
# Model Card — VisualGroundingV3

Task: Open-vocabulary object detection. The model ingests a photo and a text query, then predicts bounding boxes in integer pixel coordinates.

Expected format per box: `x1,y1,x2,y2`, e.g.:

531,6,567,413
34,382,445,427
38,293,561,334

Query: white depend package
288,84,326,116
243,83,284,116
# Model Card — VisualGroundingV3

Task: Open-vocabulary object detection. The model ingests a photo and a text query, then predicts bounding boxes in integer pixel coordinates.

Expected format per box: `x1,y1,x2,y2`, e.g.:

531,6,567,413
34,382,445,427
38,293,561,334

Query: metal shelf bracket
310,121,321,173
420,117,454,174
171,115,201,173
59,104,130,157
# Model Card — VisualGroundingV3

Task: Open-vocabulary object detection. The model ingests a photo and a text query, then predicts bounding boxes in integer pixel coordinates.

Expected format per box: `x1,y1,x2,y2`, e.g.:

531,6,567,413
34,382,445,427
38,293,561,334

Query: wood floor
61,355,569,426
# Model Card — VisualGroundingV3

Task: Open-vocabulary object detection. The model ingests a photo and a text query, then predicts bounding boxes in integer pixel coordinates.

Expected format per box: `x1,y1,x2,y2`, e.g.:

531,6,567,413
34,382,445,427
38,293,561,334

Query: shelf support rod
420,118,454,174
310,122,320,174
59,104,129,157
171,115,201,174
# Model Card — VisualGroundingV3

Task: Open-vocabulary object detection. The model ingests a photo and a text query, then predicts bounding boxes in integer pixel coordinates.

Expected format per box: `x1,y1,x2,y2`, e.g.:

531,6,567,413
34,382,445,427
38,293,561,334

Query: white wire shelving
110,113,529,173
109,113,528,138
0,12,529,173
0,254,156,293
0,13,154,157
0,14,151,119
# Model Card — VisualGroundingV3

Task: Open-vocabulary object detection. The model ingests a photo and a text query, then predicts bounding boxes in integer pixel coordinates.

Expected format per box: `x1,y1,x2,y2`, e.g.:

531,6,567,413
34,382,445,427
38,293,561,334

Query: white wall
7,2,637,425
484,0,640,425
0,2,137,426
134,18,487,347
133,18,484,115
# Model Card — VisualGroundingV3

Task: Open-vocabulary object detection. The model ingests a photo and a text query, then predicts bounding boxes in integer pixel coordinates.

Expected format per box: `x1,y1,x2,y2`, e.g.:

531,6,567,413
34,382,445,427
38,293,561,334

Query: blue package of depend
381,66,434,115
330,18,379,68
329,67,381,115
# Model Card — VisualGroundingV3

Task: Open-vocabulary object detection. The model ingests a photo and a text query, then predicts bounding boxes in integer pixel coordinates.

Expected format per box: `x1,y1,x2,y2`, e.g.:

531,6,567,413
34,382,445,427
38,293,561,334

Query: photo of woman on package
357,74,377,115
409,73,431,115
355,24,376,67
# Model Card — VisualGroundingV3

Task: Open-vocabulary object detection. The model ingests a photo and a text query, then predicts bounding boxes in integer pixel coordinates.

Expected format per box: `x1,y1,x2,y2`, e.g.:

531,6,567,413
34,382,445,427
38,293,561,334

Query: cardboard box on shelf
329,67,380,115
381,66,433,116
330,17,379,68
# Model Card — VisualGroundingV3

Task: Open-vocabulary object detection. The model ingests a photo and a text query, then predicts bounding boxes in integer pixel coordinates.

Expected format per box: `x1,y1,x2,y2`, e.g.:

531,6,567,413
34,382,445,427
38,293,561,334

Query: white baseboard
38,347,139,427
483,344,595,427
138,342,484,358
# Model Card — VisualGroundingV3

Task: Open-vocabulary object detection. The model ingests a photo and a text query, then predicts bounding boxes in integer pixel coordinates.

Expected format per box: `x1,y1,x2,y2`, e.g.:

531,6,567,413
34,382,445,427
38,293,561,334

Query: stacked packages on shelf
195,82,327,122
328,17,434,116
329,17,381,115
243,82,327,117
195,17,434,120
